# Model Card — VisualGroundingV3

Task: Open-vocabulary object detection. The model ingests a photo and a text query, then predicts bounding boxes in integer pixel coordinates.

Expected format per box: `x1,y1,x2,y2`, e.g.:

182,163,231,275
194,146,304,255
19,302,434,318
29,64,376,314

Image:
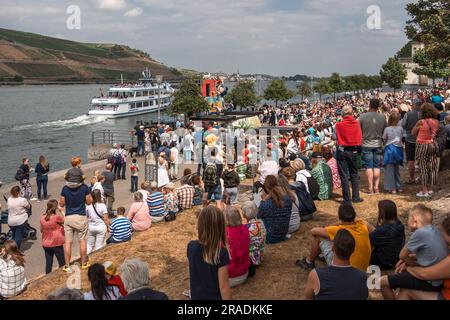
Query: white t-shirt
7,197,30,227
92,182,104,198
138,189,149,202
86,203,108,227
83,286,121,300
296,170,311,193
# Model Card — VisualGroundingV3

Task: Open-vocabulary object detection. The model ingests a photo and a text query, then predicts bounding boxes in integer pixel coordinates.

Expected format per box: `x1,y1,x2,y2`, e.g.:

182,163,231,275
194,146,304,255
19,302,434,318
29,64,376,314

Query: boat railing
91,129,136,146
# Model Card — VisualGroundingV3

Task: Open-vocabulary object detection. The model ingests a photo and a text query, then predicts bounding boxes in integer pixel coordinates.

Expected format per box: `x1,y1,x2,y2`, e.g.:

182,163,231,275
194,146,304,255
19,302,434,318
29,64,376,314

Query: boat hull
88,105,169,119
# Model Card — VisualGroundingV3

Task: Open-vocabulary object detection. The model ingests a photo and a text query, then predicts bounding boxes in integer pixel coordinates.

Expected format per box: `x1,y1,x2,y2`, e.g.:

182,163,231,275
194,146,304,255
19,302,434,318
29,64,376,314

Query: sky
0,0,414,76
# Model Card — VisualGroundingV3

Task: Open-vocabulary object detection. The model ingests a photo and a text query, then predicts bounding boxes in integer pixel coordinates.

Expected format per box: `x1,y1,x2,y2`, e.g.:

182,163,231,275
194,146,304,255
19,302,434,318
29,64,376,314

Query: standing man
359,99,387,194
135,125,145,157
102,163,115,215
60,182,92,272
401,99,421,184
334,105,363,204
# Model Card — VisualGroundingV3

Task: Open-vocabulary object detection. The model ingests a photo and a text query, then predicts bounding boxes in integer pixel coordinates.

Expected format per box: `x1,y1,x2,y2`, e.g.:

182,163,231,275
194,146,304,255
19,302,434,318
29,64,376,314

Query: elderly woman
7,186,31,250
127,192,151,231
119,258,169,300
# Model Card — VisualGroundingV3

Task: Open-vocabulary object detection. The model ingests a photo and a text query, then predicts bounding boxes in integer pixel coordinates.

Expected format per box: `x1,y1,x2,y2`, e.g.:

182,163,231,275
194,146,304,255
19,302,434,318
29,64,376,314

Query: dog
128,146,138,158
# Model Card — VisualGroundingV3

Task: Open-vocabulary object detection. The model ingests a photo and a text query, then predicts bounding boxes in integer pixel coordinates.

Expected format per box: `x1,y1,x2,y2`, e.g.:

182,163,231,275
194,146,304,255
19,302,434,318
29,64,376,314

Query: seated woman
83,264,121,300
127,192,151,231
277,174,300,234
365,200,405,270
224,206,251,287
242,201,266,267
310,152,333,201
0,240,27,299
322,147,341,190
398,216,450,300
257,175,292,244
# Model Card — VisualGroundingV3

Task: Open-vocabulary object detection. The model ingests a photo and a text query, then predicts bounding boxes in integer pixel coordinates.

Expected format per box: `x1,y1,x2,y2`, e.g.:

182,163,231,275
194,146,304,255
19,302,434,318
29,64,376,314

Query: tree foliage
313,79,332,100
263,79,293,107
168,78,209,118
380,57,408,94
328,72,344,101
227,80,259,108
412,49,450,85
405,0,450,62
298,81,312,101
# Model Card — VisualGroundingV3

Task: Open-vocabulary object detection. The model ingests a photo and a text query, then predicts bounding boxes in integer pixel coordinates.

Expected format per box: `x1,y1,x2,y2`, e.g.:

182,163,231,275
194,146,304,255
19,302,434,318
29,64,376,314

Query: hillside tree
380,57,407,96
263,79,293,108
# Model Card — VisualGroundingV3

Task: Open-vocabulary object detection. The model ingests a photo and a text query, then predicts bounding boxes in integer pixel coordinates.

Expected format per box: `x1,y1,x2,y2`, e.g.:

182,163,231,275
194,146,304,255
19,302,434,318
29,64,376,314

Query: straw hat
103,261,117,276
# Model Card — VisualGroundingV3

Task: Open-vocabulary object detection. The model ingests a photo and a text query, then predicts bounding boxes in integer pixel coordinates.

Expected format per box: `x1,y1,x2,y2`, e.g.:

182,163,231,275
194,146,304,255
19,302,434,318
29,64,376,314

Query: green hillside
0,28,182,82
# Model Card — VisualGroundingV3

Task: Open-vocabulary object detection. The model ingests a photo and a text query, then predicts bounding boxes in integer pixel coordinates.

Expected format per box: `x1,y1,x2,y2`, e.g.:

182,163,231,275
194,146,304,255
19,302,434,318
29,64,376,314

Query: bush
13,75,24,82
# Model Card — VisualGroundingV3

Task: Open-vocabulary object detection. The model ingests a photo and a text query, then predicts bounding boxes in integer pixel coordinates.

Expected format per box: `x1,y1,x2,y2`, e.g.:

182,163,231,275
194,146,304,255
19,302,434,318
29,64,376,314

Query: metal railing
91,129,135,146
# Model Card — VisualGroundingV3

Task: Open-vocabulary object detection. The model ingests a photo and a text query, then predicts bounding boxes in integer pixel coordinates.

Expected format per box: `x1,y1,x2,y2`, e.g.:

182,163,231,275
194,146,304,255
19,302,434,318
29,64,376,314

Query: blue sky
0,0,414,76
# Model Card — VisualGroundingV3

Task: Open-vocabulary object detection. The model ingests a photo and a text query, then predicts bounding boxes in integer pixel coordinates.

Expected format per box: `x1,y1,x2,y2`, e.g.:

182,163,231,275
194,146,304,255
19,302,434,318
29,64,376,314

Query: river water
0,84,175,183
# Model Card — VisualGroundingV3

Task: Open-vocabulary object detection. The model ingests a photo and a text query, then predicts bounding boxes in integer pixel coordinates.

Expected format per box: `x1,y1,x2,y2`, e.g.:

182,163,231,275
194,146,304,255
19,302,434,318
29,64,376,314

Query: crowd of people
1,85,450,300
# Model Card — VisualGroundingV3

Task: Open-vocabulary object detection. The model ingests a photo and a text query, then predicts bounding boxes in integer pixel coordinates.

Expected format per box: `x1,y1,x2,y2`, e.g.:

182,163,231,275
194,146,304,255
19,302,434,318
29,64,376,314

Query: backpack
113,151,124,166
203,164,217,188
14,169,26,181
290,182,316,219
298,172,320,200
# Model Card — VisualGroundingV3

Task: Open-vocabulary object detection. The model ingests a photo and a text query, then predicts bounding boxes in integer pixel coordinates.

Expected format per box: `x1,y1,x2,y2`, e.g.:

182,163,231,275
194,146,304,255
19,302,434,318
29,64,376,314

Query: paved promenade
0,157,189,280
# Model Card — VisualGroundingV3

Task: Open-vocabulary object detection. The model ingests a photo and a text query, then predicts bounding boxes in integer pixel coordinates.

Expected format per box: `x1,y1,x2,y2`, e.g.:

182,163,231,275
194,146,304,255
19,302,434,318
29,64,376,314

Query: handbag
164,211,176,222
425,119,440,157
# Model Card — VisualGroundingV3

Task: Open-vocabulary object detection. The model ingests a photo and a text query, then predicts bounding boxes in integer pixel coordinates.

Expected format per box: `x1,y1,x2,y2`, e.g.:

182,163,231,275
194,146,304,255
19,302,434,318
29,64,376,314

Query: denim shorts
205,184,222,201
362,147,383,169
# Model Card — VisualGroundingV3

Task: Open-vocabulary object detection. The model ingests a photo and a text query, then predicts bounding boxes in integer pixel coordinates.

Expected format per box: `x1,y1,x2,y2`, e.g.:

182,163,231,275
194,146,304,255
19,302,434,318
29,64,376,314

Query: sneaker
416,192,430,198
295,257,315,270
81,261,91,270
62,265,73,273
182,289,191,299
30,197,38,201
286,234,292,240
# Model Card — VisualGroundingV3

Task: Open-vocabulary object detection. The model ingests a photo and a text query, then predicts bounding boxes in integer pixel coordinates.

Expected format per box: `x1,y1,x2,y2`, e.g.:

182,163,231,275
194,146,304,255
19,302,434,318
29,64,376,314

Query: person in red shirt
334,105,363,204
104,261,128,297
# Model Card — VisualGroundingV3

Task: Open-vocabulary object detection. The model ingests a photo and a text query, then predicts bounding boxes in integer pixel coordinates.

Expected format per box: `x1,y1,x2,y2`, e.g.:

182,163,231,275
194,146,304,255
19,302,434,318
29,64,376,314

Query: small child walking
129,158,139,193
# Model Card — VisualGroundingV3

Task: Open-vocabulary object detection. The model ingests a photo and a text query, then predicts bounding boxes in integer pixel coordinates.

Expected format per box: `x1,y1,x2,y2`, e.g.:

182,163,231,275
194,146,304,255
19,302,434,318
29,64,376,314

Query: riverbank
10,165,450,300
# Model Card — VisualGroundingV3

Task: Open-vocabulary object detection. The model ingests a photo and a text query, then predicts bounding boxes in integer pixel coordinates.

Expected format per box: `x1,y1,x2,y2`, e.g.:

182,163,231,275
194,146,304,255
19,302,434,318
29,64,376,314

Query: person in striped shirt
147,182,166,223
107,207,132,244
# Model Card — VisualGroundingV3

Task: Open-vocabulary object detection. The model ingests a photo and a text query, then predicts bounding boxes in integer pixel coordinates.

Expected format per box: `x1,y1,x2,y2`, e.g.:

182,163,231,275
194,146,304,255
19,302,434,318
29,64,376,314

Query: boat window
143,101,149,107
143,91,149,96
136,91,142,97
130,103,136,109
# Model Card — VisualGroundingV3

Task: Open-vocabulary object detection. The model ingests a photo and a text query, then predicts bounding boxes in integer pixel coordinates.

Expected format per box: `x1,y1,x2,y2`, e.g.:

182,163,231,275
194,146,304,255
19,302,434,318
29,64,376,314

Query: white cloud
125,7,143,17
96,0,127,11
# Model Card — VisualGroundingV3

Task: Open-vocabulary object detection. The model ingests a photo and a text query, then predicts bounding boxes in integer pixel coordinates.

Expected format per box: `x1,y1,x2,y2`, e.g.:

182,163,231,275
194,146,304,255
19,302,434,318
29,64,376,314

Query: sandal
361,188,373,194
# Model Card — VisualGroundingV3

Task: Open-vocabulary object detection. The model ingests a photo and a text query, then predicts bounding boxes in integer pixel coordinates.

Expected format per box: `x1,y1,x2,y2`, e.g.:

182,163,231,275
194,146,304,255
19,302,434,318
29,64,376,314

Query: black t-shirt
119,288,168,300
370,220,405,269
187,240,229,300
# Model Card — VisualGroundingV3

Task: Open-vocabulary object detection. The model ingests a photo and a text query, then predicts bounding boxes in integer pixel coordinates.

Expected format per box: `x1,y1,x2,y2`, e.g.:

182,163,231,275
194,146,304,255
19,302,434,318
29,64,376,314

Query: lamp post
156,75,163,126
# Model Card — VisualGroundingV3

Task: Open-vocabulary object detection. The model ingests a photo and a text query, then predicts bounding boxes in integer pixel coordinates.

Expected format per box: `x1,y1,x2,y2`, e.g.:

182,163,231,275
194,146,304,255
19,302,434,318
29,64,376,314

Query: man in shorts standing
359,99,387,194
60,182,92,273
401,99,421,184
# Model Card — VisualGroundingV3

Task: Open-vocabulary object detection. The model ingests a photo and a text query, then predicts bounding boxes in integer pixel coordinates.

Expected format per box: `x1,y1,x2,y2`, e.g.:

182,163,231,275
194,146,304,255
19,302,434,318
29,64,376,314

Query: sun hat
103,261,117,276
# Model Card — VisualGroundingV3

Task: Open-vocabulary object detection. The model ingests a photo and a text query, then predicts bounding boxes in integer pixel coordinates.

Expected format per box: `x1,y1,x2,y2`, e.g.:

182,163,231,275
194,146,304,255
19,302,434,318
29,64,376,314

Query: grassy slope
0,28,181,80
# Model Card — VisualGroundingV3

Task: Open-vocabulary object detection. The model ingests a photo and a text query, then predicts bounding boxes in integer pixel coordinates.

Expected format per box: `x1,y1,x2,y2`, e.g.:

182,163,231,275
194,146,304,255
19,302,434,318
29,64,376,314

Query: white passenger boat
88,70,175,118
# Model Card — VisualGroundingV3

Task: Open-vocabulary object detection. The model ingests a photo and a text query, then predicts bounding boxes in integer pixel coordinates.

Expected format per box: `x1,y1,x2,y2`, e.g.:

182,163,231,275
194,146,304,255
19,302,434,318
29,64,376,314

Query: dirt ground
15,169,450,300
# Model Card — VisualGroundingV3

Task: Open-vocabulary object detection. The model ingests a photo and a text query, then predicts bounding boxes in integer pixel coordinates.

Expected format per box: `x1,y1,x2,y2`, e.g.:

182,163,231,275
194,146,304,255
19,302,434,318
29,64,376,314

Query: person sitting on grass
119,258,168,300
296,203,371,272
0,240,26,299
187,206,231,300
225,206,251,287
104,261,128,297
398,216,450,300
147,181,166,223
380,204,448,300
162,183,179,216
107,207,132,244
83,263,122,300
257,175,292,244
242,201,266,267
277,174,301,235
128,192,151,231
365,200,405,270
304,229,369,300
191,175,204,206
310,152,333,201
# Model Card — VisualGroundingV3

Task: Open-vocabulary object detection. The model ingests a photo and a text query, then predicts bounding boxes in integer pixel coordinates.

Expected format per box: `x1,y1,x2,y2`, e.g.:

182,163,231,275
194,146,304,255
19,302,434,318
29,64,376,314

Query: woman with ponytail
39,200,65,274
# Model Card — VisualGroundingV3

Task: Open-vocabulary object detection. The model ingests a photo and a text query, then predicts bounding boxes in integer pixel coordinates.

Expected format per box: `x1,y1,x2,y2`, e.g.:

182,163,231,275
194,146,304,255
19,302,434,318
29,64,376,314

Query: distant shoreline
0,81,117,86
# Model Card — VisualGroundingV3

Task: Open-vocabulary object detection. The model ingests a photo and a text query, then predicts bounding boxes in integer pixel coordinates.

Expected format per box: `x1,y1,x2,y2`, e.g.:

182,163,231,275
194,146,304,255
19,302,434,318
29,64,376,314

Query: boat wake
10,115,108,131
